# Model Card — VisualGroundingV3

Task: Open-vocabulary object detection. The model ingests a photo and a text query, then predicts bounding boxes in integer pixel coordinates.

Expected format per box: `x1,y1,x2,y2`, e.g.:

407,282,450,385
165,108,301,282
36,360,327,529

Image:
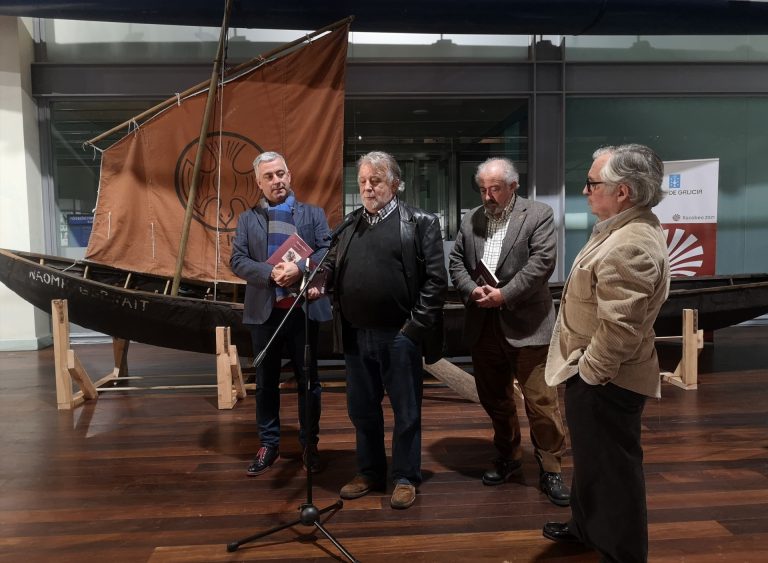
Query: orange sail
86,25,348,283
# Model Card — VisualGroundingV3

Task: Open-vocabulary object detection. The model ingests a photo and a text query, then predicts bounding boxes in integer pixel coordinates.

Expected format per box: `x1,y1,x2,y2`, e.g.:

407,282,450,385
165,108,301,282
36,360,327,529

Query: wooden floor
1,326,767,562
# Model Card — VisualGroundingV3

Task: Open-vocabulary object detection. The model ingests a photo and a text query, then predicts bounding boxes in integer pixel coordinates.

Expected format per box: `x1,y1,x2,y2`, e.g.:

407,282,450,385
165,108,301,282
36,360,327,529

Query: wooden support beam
50,303,247,408
52,299,74,409
423,359,525,403
67,350,98,400
216,326,245,409
661,308,704,390
51,299,99,410
230,341,246,401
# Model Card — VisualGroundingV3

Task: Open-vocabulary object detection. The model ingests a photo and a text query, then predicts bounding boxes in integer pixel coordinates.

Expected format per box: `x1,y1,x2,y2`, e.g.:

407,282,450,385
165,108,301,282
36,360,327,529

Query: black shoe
542,521,581,543
246,445,279,476
482,458,523,486
302,444,325,474
540,472,571,507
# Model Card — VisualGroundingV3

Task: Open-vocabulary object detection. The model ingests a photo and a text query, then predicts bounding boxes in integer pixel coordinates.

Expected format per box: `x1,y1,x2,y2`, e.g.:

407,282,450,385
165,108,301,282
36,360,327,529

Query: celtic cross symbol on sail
174,133,263,232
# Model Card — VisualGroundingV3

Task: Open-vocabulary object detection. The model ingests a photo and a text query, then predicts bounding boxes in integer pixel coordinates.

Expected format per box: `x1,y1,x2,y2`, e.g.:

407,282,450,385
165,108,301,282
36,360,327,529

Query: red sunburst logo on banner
662,223,717,277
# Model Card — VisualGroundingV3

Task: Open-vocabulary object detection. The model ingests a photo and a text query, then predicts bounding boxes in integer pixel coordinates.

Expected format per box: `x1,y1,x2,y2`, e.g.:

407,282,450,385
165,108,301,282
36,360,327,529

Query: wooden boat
4,248,768,359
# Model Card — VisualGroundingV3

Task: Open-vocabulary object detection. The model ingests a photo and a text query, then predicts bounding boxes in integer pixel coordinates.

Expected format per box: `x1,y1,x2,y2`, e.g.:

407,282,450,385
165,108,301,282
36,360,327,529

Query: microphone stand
227,244,358,563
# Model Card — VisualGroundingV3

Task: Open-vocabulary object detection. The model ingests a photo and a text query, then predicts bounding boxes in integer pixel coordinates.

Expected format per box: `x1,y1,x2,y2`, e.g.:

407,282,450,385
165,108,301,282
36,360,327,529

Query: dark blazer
326,199,447,364
230,200,332,325
448,196,556,348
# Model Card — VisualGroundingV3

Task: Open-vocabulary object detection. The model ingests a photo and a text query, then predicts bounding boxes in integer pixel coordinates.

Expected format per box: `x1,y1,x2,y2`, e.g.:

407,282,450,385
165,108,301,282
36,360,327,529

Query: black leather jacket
326,199,447,364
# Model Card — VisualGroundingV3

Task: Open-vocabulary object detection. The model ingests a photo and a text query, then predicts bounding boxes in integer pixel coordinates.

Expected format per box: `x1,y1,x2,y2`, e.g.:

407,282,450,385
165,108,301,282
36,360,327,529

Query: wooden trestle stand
215,326,247,409
51,299,246,410
659,308,704,390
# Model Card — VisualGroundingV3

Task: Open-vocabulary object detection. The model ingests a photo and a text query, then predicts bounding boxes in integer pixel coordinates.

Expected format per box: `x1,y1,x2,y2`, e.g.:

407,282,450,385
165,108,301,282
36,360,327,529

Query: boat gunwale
1,248,245,308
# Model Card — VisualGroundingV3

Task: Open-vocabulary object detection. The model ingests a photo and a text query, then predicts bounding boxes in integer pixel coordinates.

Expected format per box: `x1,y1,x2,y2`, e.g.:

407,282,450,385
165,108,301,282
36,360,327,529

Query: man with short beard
325,151,447,510
449,157,569,507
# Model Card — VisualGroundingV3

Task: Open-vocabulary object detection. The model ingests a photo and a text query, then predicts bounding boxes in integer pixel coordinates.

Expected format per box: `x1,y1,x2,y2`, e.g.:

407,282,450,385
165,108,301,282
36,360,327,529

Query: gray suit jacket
230,200,332,325
448,196,556,348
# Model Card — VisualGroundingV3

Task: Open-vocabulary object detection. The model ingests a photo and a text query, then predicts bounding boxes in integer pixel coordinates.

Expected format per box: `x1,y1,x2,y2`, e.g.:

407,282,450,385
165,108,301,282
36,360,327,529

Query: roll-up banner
656,159,719,277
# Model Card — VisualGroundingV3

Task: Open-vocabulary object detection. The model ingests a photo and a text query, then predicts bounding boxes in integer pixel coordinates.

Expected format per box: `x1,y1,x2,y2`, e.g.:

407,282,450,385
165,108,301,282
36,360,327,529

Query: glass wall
343,97,528,239
566,35,768,62
49,100,162,259
564,97,768,275
41,19,530,63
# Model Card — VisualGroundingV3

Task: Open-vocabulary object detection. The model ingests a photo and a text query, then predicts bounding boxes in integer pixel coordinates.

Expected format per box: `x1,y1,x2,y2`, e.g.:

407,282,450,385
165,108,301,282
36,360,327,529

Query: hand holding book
271,261,301,287
267,233,327,296
473,258,499,288
267,233,313,266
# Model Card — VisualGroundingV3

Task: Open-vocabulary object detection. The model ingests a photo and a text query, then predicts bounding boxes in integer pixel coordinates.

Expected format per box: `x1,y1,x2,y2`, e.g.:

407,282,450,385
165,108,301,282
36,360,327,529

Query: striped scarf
262,194,297,301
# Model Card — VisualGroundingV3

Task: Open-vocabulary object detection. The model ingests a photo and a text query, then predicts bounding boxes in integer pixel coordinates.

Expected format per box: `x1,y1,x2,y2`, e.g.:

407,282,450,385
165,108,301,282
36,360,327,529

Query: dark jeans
249,307,321,449
344,327,424,485
566,375,648,563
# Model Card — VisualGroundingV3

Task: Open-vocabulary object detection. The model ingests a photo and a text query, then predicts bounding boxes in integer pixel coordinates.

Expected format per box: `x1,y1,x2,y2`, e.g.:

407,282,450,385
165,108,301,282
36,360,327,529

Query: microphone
325,213,356,241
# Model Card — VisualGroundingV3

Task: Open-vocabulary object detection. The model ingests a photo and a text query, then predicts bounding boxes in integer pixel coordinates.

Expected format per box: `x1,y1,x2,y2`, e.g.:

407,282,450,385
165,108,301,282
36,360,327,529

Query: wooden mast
169,0,233,297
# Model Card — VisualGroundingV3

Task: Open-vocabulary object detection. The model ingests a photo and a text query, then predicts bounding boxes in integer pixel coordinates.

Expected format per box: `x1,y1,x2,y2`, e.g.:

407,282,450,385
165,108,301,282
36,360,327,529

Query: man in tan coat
542,144,670,563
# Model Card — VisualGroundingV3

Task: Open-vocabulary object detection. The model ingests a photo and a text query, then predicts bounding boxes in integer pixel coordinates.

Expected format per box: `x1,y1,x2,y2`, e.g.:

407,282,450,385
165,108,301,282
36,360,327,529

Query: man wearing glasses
542,144,671,562
449,157,569,507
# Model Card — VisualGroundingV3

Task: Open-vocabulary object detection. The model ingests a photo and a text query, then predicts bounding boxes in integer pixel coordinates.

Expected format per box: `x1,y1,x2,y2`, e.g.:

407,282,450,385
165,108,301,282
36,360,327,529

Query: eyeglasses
584,180,606,194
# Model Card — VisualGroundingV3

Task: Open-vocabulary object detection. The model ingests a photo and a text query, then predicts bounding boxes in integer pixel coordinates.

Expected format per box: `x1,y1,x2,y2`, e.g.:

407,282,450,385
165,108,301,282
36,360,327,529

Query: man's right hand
271,261,301,287
471,285,493,302
472,285,505,308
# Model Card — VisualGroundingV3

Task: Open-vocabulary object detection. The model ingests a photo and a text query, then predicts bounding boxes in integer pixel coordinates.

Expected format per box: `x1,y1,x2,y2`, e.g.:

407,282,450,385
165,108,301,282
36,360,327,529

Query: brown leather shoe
390,482,416,509
340,474,384,500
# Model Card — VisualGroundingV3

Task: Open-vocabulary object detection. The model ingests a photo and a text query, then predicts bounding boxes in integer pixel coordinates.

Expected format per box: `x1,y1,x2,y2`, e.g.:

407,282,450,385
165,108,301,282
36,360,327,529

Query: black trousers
249,307,321,449
565,375,648,563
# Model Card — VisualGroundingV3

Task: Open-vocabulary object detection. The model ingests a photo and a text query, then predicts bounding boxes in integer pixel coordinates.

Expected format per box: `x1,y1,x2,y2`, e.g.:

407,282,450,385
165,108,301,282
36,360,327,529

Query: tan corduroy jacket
545,205,670,398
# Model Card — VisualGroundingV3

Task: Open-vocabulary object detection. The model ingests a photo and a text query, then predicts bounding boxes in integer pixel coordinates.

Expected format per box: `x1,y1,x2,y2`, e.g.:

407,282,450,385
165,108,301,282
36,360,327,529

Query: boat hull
3,249,768,357
0,249,255,355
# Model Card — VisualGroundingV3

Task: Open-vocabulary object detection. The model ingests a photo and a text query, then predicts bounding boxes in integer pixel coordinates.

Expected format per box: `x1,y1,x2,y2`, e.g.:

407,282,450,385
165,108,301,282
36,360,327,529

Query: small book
305,262,329,295
267,234,329,296
474,258,499,288
267,233,313,266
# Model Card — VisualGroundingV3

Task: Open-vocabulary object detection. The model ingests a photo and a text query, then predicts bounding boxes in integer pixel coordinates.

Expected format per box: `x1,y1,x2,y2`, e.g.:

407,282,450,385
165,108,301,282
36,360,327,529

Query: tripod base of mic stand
226,499,359,562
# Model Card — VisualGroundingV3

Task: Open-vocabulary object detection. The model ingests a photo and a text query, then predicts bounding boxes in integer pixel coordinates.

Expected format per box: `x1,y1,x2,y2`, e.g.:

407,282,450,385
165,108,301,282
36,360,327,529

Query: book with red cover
267,233,313,266
305,262,329,295
473,258,499,288
267,233,328,294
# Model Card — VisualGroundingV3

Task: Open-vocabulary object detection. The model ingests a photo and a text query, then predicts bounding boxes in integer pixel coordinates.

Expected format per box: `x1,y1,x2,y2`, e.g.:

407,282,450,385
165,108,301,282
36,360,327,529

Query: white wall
0,16,51,350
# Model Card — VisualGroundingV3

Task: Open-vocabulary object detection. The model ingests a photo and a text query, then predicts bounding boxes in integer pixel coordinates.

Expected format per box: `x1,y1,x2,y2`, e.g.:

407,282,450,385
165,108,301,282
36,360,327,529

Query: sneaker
302,444,325,474
482,458,523,486
246,445,279,476
540,472,571,507
340,474,385,500
390,482,417,509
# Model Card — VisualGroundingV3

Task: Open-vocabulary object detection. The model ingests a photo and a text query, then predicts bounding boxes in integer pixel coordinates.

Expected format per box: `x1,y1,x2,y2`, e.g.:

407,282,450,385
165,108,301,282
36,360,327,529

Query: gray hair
357,151,405,191
475,157,519,187
253,151,288,172
593,144,665,208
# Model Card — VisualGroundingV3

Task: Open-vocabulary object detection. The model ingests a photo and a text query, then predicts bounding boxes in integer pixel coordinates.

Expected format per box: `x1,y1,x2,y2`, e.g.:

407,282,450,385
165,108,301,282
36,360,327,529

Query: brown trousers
471,311,566,473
